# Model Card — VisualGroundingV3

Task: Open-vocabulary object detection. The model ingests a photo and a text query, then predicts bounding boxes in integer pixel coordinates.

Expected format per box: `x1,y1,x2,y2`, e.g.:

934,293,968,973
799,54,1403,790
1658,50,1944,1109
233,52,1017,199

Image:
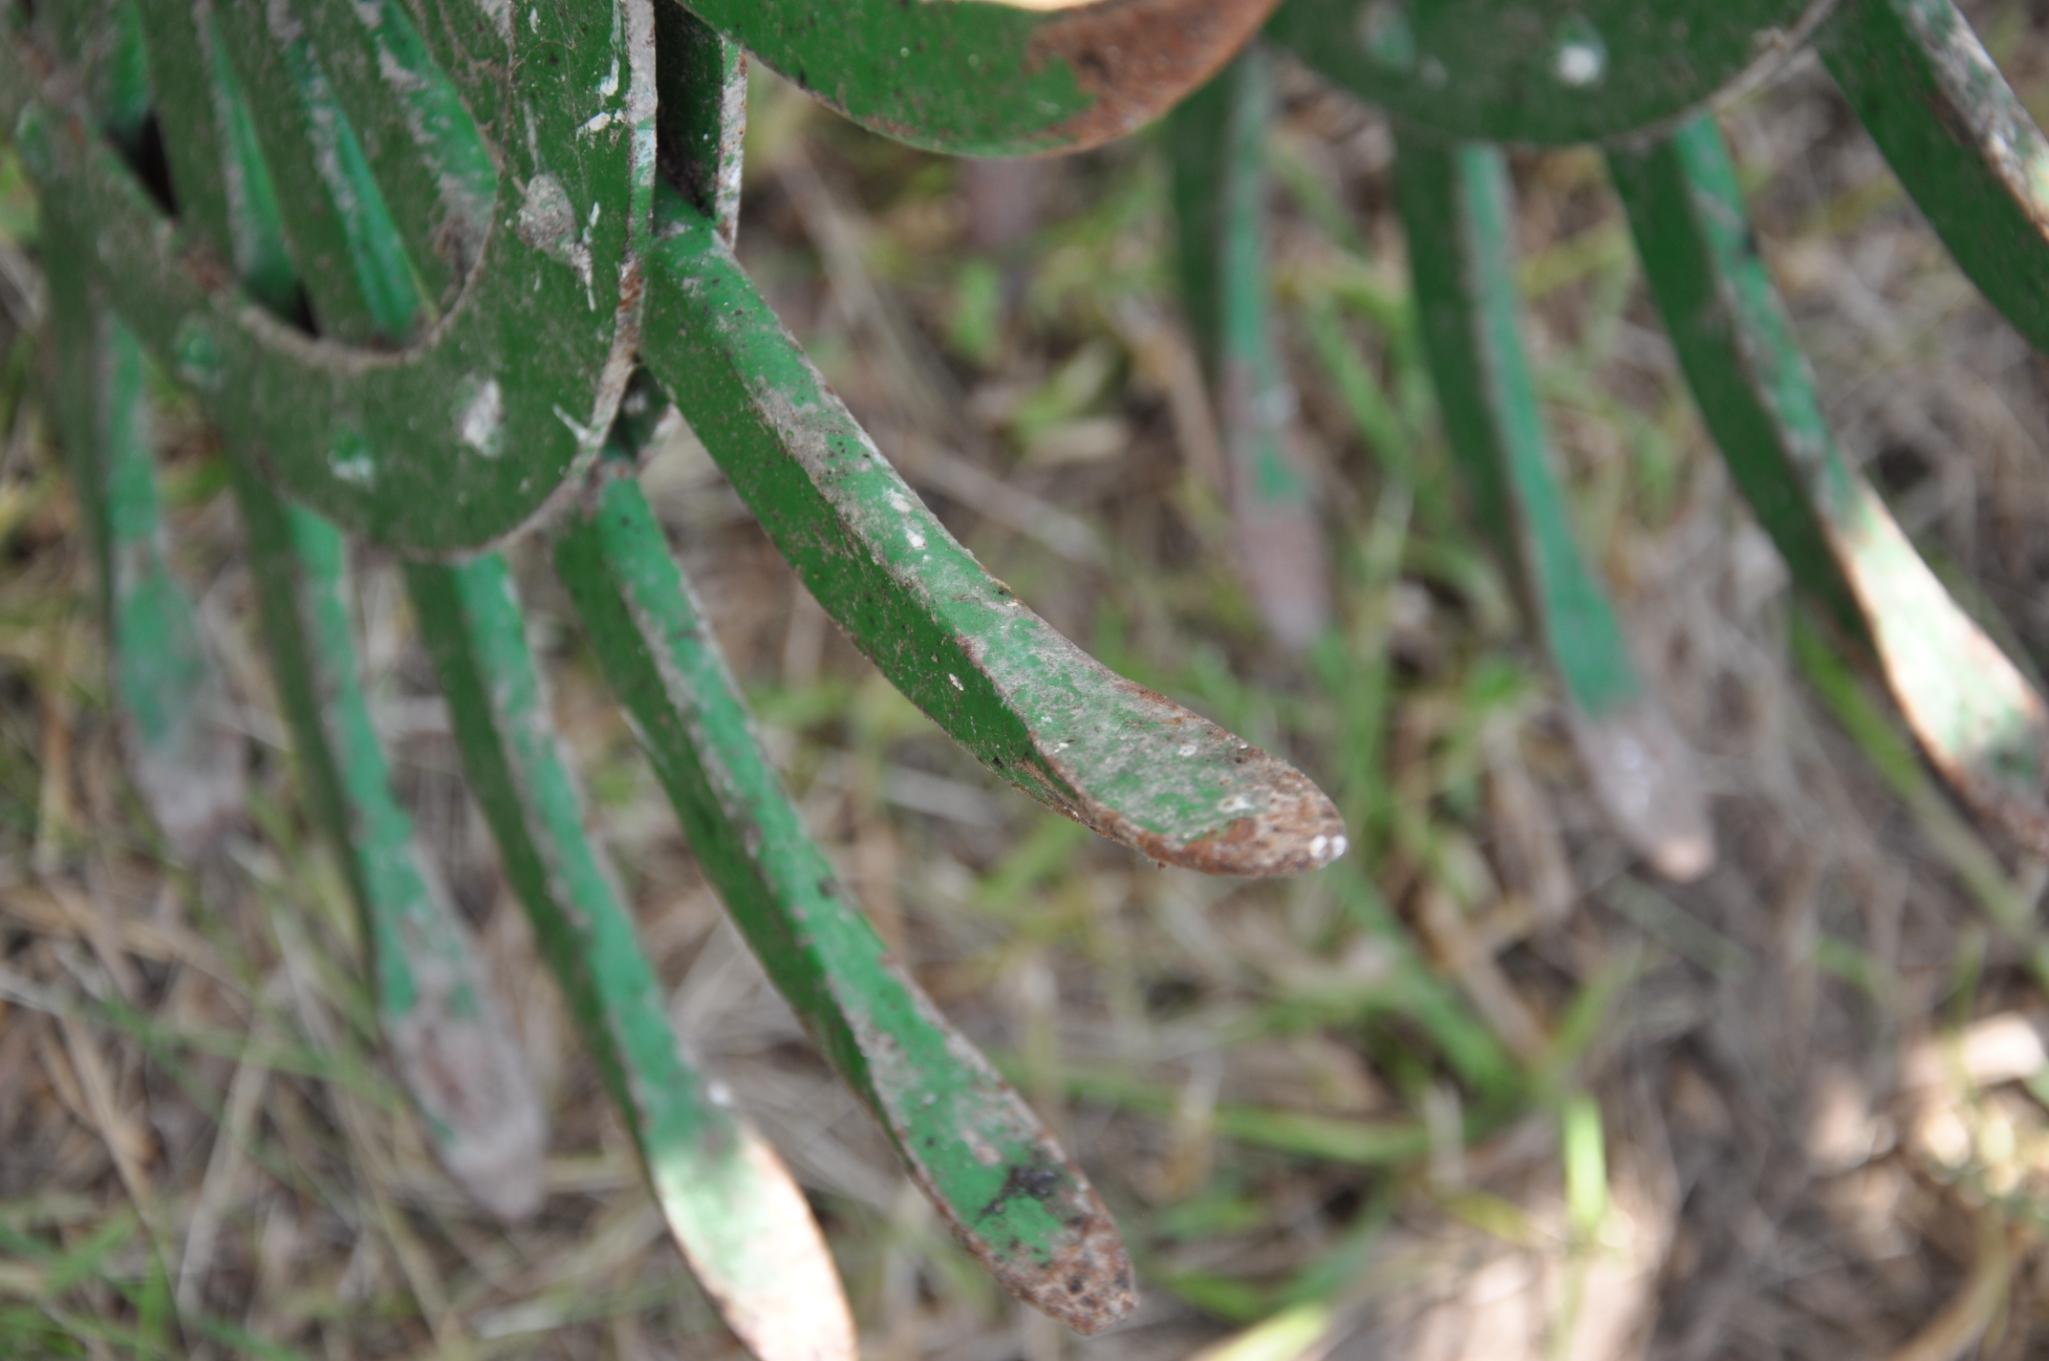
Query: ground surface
9,12,2049,1360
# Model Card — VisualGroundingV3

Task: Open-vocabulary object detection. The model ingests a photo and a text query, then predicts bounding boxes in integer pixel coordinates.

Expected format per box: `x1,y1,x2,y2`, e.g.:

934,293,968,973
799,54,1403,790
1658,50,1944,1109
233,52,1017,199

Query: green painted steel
642,189,1349,877
232,466,551,1220
1610,117,2049,853
8,0,653,550
1395,136,1713,880
1169,44,1330,650
556,465,1137,1334
655,1,748,243
202,5,854,1339
121,0,551,1222
33,1,244,858
42,253,245,857
408,555,856,1361
1820,0,2049,354
678,0,1281,157
1270,0,1825,146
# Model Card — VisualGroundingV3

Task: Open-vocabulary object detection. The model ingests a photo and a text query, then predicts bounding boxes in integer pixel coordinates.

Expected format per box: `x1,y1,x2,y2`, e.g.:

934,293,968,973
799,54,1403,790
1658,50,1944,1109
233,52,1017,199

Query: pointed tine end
970,1184,1136,1335
1046,690,1349,877
665,1129,857,1361
1568,701,1716,883
387,1009,549,1223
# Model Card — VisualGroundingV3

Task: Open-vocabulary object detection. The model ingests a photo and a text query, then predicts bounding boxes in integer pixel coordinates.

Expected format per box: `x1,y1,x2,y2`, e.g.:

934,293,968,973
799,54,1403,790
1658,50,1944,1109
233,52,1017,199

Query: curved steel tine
641,189,1349,877
676,0,1280,157
1609,117,2049,852
36,1,244,858
555,457,1137,1335
1169,43,1332,651
1819,0,2049,354
229,465,550,1220
278,0,500,293
210,0,433,341
405,555,856,1361
43,249,246,858
1394,136,1715,882
138,0,549,1218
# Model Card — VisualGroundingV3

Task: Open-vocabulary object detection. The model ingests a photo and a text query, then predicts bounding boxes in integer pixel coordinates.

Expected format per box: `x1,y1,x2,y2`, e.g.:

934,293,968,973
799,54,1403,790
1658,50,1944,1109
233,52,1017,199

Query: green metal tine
231,468,552,1220
678,0,1282,157
285,0,499,297
406,554,856,1361
211,0,433,341
1820,0,2049,355
1393,136,1715,882
34,0,244,858
641,187,1349,877
5,0,653,551
555,455,1138,1335
1609,116,2049,853
207,4,854,1343
42,248,245,858
135,0,549,1219
1169,43,1331,652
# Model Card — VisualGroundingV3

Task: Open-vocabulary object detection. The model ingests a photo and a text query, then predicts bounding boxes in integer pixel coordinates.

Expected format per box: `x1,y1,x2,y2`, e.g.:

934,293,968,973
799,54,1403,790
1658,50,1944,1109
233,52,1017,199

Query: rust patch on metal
1029,0,1283,154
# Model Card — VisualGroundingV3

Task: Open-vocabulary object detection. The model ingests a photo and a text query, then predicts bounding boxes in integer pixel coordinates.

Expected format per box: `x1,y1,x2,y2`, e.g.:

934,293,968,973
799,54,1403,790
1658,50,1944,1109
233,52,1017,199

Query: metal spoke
258,0,498,310
1610,115,2049,851
1394,135,1714,881
642,189,1349,877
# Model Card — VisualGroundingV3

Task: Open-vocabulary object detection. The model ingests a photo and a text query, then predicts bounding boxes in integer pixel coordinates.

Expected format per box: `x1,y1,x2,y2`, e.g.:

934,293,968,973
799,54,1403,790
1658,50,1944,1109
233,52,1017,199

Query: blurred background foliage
12,7,2049,1356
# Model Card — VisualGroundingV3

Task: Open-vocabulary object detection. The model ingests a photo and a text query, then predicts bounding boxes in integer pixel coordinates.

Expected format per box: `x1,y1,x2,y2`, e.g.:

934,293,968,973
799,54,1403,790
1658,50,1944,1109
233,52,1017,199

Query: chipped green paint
1395,136,1712,880
1270,0,1827,146
1610,117,2049,851
5,0,654,549
679,0,1281,157
643,189,1347,876
556,467,1136,1334
1821,0,2049,354
1170,44,1330,650
408,555,856,1361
